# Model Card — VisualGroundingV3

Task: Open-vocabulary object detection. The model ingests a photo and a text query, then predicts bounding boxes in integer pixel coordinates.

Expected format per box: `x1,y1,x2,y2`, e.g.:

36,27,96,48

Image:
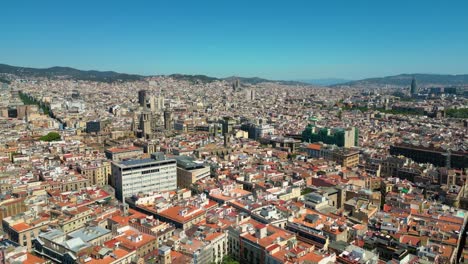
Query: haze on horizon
1,0,467,80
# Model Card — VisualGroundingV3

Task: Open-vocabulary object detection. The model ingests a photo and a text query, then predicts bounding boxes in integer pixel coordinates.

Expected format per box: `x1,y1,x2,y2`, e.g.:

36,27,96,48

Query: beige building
2,214,51,251
61,177,91,192
57,207,94,233
343,127,357,148
332,149,360,168
278,187,301,201
175,156,210,189
105,146,143,161
113,227,158,258
0,198,27,223
207,231,228,263
79,161,111,187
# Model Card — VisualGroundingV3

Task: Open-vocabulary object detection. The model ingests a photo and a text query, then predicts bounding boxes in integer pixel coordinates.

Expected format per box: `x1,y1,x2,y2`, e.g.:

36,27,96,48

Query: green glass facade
302,125,358,147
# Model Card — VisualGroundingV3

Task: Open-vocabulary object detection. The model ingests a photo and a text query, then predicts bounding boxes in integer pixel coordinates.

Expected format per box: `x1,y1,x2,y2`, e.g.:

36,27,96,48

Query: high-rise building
131,111,139,132
302,125,358,148
410,77,417,96
138,90,147,107
245,89,255,101
164,110,173,130
241,122,257,139
71,89,80,99
139,111,152,137
149,95,156,111
150,94,165,112
224,133,233,147
222,116,236,135
86,120,102,133
232,79,240,92
111,153,177,201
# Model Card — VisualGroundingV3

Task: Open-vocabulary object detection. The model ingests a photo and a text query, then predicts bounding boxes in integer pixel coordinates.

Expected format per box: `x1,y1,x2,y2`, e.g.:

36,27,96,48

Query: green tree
301,188,313,195
446,108,468,118
19,92,52,116
40,132,61,142
221,255,239,264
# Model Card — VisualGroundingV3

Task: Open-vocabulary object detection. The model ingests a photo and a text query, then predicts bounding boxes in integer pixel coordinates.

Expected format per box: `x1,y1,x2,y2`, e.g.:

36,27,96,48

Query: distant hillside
0,63,311,85
0,63,144,83
334,74,468,87
223,76,309,86
169,74,219,83
0,76,11,84
300,78,351,86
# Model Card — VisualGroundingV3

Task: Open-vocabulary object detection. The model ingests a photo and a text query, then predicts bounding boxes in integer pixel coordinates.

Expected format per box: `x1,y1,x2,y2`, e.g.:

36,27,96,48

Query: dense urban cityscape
1,1,468,263
0,69,466,264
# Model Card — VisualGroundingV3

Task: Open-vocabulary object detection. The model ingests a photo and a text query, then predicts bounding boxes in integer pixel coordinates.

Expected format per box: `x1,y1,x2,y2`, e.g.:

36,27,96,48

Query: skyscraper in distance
149,94,164,112
164,110,173,130
245,89,255,101
410,77,418,96
232,78,240,92
139,111,152,137
138,90,147,107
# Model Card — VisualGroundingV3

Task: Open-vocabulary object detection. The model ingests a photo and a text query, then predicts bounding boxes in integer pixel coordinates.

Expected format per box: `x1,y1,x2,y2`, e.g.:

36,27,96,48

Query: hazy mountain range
333,73,468,87
1,63,467,87
0,63,309,86
298,78,352,86
0,64,142,83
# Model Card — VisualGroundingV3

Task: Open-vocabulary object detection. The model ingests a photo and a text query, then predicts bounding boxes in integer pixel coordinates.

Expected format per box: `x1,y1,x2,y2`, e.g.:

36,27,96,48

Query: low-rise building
34,229,92,263
78,160,111,187
107,226,158,259
2,213,51,251
175,156,210,189
105,146,143,162
68,226,112,246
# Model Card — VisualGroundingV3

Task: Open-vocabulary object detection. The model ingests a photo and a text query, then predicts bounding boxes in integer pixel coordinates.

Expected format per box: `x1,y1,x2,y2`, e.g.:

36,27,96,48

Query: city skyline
1,3,468,260
1,0,468,80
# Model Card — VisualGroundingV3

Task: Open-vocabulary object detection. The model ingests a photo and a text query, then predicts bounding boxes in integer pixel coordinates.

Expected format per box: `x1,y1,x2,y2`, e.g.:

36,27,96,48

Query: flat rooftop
175,156,205,170
105,146,142,153
116,157,176,168
119,158,156,167
68,226,111,243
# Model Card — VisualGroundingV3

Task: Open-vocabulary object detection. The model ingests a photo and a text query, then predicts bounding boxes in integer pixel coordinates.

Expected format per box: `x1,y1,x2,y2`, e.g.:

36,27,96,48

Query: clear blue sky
1,0,467,80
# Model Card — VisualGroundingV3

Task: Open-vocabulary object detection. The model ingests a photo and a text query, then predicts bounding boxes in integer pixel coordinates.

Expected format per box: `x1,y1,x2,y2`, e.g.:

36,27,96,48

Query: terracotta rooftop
11,222,31,232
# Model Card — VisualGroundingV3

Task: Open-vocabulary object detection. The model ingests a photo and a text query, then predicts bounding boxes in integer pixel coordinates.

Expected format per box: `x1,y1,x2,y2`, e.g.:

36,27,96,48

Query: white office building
111,153,177,201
